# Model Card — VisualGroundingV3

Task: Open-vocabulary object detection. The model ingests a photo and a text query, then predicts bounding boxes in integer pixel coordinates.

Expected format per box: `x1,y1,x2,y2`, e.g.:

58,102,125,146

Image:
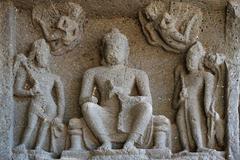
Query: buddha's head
101,28,129,66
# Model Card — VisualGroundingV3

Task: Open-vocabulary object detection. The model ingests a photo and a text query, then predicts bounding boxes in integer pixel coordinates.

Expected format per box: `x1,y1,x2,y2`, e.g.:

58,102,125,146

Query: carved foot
97,142,112,152
123,141,138,152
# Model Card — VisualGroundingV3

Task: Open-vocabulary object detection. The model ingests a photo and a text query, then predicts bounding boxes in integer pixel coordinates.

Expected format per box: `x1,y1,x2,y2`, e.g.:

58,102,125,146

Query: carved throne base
61,149,225,160
13,149,225,160
172,151,225,160
91,149,148,160
61,148,172,160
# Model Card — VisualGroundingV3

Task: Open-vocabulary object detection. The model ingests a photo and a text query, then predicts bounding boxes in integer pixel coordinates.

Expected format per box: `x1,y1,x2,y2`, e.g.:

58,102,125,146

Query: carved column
0,0,16,159
226,1,240,160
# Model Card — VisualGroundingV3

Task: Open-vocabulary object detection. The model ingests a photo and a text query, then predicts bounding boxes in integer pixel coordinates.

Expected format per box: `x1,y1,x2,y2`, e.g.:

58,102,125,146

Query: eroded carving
139,1,203,54
67,28,171,158
204,53,226,149
32,2,86,56
173,42,225,154
5,1,232,160
13,39,66,157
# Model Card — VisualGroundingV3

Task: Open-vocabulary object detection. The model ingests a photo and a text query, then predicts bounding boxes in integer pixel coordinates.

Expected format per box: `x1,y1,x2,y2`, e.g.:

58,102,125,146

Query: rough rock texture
0,1,16,160
13,0,227,17
0,0,239,160
226,1,240,160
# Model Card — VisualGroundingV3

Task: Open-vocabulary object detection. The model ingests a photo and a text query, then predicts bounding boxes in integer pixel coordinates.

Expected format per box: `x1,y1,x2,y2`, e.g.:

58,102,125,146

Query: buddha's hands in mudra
105,80,127,100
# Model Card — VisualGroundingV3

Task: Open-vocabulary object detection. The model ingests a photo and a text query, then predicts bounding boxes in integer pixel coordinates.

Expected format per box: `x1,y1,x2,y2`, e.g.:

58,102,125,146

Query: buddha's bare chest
95,72,135,89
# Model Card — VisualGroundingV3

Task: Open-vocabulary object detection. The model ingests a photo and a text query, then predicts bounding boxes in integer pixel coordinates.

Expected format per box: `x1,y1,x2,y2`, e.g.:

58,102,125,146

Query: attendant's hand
89,96,98,104
52,117,62,126
30,83,41,96
80,96,98,105
145,22,155,31
35,18,45,26
180,88,188,101
206,110,215,119
17,54,28,63
115,90,129,102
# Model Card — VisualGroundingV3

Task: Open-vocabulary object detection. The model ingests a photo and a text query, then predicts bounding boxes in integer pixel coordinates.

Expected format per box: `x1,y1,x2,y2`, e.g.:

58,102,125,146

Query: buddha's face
103,40,128,66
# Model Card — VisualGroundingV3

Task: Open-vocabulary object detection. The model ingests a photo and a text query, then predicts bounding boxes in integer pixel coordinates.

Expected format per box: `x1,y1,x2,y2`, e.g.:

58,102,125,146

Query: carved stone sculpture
67,28,171,157
172,42,225,153
139,1,203,54
204,53,226,149
32,2,86,56
13,39,66,156
0,1,237,159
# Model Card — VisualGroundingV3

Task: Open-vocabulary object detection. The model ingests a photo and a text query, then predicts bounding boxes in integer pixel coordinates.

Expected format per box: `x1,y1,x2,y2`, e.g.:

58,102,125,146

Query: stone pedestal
61,149,225,160
61,150,90,160
91,150,148,160
172,151,225,160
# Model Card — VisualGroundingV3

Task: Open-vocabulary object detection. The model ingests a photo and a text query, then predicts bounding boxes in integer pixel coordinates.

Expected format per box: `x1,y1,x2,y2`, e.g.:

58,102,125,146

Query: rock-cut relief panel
10,1,230,160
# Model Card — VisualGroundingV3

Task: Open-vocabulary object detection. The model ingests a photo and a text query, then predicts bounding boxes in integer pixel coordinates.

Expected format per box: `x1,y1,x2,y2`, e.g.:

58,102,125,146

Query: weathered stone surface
13,0,227,17
0,0,239,160
0,1,16,159
226,1,240,160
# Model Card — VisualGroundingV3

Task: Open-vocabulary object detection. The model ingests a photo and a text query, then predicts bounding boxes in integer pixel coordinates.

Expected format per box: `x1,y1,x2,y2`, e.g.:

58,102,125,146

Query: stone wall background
13,0,228,153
